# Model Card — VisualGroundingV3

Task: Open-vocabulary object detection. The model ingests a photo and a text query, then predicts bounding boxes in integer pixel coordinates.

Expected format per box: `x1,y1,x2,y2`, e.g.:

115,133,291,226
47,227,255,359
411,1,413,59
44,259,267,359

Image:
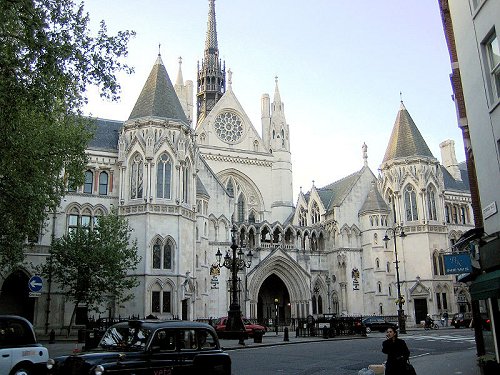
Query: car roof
110,320,216,331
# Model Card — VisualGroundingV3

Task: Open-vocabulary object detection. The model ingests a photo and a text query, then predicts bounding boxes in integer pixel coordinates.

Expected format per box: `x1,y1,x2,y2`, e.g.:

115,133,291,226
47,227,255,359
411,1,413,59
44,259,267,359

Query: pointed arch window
311,202,320,224
84,170,93,194
312,295,317,314
157,153,172,199
99,171,109,195
237,194,245,222
153,240,162,269
427,186,437,221
377,281,382,293
404,185,418,221
130,154,144,199
164,241,173,269
299,207,307,227
152,239,174,270
182,164,190,203
226,179,234,197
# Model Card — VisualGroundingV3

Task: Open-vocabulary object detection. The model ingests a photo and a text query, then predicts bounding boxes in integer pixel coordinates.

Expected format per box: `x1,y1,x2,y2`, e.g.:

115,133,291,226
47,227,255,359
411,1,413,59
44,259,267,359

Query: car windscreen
99,326,152,351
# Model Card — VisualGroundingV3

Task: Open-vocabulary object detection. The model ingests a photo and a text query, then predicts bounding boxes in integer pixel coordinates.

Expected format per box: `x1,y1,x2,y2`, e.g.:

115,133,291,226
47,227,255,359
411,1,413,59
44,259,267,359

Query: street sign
28,275,43,293
29,292,41,298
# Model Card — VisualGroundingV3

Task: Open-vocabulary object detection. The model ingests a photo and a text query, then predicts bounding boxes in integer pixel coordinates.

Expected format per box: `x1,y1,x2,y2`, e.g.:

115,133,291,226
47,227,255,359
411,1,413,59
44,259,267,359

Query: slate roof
306,169,364,211
441,162,470,192
196,176,210,198
87,118,122,151
128,55,188,122
383,102,434,163
359,183,389,215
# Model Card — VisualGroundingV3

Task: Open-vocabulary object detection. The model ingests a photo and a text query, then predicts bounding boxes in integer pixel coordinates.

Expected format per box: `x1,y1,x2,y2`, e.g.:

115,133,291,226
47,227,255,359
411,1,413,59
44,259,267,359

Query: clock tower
196,0,226,127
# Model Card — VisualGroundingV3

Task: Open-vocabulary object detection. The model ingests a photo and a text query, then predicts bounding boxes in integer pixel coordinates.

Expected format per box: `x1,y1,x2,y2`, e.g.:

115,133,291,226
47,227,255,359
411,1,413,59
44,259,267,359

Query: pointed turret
196,0,226,126
359,182,389,215
382,101,434,163
129,54,187,122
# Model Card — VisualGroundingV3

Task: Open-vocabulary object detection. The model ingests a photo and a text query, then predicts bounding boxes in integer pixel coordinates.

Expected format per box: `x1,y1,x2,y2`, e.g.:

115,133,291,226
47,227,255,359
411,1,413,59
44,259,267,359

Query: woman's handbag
405,360,417,375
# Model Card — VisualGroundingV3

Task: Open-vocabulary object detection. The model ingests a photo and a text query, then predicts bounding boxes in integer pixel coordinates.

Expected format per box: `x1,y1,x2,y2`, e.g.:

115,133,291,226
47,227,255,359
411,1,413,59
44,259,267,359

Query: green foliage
41,210,141,316
0,0,134,271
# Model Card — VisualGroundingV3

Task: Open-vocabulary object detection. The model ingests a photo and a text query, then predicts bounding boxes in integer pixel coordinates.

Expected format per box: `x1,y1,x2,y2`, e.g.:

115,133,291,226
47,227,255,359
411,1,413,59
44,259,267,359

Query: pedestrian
443,311,449,327
382,327,410,375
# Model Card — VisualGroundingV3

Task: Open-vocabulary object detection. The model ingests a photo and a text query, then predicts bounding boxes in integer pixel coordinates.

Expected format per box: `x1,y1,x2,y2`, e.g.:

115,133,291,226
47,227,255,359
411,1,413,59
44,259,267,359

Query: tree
0,0,135,271
40,210,141,335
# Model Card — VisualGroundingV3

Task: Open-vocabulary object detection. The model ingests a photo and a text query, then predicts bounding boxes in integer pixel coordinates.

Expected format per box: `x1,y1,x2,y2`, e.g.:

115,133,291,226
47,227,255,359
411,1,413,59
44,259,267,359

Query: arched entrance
0,270,34,322
257,274,290,325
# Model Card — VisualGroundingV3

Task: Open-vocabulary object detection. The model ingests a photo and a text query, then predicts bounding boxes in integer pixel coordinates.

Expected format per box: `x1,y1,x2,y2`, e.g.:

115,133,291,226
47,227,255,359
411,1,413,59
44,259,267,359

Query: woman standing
382,327,410,375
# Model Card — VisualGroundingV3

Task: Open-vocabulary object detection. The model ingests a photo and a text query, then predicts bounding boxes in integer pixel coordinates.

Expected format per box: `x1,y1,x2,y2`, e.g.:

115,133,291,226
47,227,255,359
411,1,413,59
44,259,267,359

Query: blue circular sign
28,275,43,292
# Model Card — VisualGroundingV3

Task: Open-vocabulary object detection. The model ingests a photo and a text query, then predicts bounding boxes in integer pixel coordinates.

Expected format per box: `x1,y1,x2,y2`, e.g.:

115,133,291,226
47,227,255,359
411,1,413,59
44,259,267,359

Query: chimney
440,139,462,181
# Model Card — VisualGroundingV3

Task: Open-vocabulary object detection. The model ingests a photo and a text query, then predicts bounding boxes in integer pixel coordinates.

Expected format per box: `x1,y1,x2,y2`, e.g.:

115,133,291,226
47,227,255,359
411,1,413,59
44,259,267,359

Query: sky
82,0,465,200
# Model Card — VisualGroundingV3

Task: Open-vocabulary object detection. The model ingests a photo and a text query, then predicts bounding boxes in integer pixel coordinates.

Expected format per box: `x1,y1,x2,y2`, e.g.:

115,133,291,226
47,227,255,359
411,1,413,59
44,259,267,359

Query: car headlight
94,365,105,375
47,358,55,370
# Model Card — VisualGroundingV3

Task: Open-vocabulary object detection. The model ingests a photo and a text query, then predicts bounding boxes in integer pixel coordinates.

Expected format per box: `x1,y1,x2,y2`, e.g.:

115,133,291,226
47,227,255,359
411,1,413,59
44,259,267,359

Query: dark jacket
382,337,410,375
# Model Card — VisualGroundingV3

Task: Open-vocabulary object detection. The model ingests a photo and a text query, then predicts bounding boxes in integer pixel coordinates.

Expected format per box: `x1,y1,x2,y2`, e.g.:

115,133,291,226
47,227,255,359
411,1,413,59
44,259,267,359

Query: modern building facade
0,0,475,335
439,0,500,368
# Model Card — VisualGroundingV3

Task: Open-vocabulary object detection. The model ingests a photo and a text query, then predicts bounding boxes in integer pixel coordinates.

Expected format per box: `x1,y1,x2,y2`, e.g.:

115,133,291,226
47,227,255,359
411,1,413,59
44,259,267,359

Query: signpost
28,275,43,298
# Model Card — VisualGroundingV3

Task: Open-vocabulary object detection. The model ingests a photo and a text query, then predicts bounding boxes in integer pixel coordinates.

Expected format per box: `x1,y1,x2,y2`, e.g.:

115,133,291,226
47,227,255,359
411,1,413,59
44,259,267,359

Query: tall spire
196,0,226,126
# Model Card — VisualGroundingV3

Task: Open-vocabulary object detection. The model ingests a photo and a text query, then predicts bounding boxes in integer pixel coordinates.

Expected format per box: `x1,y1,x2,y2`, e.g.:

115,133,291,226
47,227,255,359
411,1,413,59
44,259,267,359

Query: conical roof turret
382,102,433,163
359,182,389,215
128,54,187,122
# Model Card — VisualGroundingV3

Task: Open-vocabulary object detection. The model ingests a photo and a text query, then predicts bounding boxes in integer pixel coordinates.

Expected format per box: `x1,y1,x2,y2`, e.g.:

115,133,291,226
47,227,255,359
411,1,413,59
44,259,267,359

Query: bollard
296,327,299,338
322,326,328,339
283,327,289,341
49,329,56,344
275,325,278,336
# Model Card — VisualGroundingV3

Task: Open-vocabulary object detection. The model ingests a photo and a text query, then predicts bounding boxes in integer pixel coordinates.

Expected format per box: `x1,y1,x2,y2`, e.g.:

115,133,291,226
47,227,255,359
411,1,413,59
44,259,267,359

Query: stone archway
0,270,34,322
257,274,290,325
247,249,311,322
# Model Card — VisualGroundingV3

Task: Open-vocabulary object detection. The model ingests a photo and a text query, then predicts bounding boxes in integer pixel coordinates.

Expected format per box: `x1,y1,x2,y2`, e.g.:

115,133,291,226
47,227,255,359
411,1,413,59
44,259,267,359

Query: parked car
0,315,49,375
362,316,398,333
452,312,492,330
214,317,266,337
46,319,231,375
451,312,472,328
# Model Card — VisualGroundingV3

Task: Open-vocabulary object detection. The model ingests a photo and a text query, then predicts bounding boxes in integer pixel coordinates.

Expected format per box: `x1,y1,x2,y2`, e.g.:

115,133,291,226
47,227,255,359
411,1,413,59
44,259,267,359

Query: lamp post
325,276,331,314
383,225,407,334
274,298,279,335
215,226,253,343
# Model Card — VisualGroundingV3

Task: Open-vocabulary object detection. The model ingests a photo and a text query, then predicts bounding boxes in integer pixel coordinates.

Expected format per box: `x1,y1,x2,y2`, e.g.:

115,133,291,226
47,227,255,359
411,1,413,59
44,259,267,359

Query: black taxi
46,320,231,375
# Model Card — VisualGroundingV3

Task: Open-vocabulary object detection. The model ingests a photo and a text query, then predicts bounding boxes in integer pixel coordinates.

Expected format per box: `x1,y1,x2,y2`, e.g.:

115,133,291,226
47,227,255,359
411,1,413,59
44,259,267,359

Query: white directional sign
28,275,43,293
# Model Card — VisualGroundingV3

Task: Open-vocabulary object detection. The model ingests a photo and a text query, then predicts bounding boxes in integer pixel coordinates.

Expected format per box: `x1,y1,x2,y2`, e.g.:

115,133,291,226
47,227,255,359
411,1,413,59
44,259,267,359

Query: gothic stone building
0,0,474,331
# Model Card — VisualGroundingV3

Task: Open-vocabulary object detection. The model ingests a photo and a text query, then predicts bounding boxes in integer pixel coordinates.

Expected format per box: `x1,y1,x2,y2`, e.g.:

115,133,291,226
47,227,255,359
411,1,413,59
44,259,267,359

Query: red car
214,317,266,337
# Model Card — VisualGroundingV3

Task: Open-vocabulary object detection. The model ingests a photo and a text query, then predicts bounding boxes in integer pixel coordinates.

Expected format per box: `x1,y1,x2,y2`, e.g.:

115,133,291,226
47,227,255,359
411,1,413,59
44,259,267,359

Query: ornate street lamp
325,275,331,314
215,226,253,343
383,225,407,334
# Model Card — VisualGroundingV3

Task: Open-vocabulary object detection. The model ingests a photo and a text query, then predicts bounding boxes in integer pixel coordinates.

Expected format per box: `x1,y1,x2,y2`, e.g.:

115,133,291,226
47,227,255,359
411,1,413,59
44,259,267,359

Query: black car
362,317,398,333
451,312,491,330
46,320,231,375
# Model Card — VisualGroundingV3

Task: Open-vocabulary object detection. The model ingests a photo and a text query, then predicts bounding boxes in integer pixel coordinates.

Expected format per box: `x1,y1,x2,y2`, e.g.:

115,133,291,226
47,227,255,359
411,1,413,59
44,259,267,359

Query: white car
0,315,49,375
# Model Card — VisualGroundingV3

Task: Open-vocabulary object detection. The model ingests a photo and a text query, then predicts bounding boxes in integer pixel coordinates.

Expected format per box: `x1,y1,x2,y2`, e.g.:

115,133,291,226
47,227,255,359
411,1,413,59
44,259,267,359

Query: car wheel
365,326,371,334
11,364,32,375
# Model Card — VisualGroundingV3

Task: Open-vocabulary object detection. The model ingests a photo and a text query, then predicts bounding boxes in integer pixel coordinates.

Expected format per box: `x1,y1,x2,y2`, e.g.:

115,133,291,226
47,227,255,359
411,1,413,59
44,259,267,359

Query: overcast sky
82,0,465,200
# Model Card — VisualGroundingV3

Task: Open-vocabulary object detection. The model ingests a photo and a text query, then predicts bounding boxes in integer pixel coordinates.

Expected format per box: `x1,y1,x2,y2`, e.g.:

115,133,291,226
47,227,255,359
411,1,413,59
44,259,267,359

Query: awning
470,269,500,300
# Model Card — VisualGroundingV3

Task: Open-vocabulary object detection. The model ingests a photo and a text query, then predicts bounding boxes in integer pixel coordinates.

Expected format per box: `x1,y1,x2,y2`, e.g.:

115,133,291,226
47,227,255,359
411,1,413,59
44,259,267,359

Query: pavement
39,326,482,375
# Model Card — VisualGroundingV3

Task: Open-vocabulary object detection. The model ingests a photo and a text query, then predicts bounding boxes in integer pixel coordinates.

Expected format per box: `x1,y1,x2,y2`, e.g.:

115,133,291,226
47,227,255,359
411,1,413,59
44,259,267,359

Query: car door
0,347,12,374
148,329,180,374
